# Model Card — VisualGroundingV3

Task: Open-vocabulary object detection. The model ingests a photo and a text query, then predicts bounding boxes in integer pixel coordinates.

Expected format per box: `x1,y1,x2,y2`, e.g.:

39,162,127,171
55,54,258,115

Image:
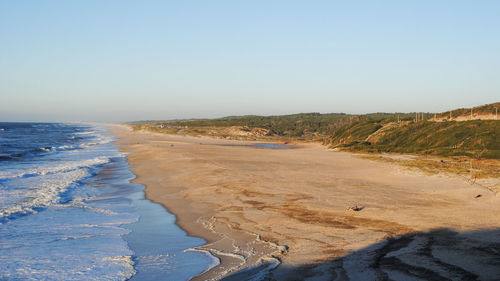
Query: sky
1,0,499,122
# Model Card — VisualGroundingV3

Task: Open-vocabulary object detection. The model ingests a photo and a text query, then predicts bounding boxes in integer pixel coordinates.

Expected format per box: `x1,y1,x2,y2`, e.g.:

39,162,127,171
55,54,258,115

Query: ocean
0,122,216,280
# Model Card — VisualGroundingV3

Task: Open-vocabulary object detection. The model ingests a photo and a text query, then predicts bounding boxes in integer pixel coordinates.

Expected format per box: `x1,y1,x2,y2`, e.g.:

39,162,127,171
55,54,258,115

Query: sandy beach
112,125,500,280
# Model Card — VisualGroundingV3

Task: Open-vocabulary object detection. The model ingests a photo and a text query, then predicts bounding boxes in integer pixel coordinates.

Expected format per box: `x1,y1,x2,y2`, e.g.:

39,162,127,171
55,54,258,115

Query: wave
0,147,54,162
0,154,113,221
74,130,97,135
57,145,75,150
0,123,140,281
80,135,115,148
37,146,54,152
0,145,77,162
0,156,111,180
0,168,90,219
0,154,14,160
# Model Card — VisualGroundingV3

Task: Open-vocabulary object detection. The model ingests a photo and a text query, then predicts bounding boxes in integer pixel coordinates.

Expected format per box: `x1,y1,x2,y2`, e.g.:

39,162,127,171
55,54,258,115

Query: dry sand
111,125,500,281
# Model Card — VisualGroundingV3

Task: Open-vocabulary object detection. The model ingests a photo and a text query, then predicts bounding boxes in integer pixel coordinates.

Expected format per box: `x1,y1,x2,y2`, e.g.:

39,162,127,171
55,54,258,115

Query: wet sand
111,125,500,280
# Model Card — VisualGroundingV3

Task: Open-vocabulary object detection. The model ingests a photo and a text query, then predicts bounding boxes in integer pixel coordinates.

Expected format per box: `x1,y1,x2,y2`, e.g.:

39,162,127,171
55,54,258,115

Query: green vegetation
327,119,383,145
359,155,500,181
137,113,352,138
130,102,499,159
437,102,500,119
131,112,428,139
330,120,499,159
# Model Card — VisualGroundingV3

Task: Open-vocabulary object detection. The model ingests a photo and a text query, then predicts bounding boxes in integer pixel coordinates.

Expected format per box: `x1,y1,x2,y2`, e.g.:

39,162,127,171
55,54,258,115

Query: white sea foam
0,168,89,218
0,156,111,180
56,145,76,150
0,124,118,219
1,123,215,280
74,130,96,135
184,248,221,275
0,123,139,280
79,135,114,148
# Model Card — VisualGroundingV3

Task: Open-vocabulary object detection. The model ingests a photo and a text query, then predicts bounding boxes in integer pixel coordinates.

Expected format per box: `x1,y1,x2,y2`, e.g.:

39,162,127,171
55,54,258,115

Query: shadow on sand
222,228,500,281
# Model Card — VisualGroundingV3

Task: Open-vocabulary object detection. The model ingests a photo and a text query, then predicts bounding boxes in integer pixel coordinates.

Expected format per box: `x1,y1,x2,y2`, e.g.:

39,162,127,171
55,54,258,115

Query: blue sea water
0,122,215,280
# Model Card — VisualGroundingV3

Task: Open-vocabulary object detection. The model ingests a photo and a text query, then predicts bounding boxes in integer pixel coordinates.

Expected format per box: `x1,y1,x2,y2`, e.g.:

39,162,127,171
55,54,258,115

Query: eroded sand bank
111,125,500,280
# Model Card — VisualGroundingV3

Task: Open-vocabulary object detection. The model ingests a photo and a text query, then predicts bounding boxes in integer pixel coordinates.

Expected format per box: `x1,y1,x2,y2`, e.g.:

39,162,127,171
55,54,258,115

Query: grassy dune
330,120,499,159
130,102,499,159
436,102,499,119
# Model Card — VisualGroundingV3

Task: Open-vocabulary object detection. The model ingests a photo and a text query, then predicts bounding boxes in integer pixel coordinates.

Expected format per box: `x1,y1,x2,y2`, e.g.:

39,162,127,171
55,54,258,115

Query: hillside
329,120,499,159
130,102,499,159
434,102,499,121
130,112,429,141
327,102,499,159
132,113,352,141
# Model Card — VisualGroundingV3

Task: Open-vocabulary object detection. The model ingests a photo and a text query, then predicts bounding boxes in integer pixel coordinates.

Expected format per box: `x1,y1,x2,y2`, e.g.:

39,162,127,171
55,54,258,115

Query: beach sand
112,125,500,280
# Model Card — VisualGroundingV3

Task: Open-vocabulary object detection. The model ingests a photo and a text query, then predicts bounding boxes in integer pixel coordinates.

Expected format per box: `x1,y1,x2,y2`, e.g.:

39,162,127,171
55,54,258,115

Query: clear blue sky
1,0,499,122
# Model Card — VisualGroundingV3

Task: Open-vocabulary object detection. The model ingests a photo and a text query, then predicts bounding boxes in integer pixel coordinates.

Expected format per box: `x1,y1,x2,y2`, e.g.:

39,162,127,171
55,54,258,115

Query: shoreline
120,169,217,281
130,145,285,280
111,124,500,280
112,125,292,280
